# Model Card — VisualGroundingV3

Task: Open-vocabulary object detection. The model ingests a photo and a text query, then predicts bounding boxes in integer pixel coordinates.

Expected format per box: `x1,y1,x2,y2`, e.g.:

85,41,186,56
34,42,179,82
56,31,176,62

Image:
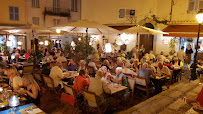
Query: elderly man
157,62,171,77
163,59,174,70
49,61,70,87
88,70,111,107
78,60,86,72
123,61,137,76
67,59,78,71
138,63,154,85
88,58,98,71
56,53,67,62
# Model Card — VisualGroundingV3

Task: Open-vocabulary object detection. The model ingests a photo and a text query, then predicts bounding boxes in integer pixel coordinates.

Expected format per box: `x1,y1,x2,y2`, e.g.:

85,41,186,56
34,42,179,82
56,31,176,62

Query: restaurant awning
163,25,203,37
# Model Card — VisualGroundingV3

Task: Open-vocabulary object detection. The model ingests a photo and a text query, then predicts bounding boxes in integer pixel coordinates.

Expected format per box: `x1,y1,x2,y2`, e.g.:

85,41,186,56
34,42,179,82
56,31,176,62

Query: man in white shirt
88,70,111,107
160,51,166,62
56,53,67,62
123,61,137,76
177,46,186,62
49,62,69,87
148,51,155,60
44,52,54,62
157,62,171,76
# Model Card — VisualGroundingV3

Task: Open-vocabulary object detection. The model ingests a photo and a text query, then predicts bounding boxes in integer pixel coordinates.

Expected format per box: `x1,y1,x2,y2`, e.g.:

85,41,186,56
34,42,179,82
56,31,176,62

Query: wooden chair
42,75,61,94
60,93,75,114
123,73,133,78
22,65,34,75
83,90,102,114
63,84,75,97
62,62,68,69
127,77,136,105
33,73,43,85
50,62,56,67
134,75,152,98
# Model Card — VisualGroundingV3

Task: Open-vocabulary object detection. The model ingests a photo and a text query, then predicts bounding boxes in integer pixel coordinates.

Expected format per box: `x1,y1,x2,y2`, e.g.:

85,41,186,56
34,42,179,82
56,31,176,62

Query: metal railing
44,7,71,17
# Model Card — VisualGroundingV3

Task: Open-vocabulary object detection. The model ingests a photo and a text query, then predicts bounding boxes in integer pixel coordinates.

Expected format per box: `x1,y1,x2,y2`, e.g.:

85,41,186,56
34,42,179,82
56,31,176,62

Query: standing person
185,45,193,67
139,44,145,60
177,46,186,63
132,45,139,59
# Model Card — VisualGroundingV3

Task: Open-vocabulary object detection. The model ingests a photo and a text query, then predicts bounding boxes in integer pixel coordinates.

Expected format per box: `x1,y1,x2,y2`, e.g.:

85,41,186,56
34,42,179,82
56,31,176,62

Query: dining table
0,103,45,114
107,83,127,94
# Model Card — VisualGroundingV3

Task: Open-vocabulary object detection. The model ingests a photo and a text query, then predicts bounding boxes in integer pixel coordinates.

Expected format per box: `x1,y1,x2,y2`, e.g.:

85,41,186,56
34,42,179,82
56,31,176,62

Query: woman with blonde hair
21,74,40,106
4,68,22,90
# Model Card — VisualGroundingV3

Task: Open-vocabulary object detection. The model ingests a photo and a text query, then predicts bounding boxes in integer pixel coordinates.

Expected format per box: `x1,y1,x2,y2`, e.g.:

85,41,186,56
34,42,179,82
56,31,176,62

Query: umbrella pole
86,28,88,57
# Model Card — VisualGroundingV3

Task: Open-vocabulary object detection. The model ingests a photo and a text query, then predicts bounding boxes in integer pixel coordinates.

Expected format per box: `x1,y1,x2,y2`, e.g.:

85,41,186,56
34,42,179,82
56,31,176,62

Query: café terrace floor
41,70,202,114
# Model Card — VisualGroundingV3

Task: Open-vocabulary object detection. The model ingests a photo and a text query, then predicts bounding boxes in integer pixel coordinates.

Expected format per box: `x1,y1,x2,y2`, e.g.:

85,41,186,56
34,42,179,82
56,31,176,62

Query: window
53,19,60,26
9,6,19,21
32,0,40,8
32,17,40,25
119,9,125,18
53,0,60,12
187,0,203,13
71,0,78,12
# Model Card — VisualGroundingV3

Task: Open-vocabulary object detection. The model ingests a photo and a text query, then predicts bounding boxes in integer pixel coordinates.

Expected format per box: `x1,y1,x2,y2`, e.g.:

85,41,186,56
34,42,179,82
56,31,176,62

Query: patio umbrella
121,25,168,35
52,19,120,34
52,19,120,56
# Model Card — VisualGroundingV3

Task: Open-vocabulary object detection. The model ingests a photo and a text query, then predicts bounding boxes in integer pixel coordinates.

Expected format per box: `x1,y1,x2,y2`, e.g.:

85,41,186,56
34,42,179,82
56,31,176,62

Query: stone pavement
118,74,203,114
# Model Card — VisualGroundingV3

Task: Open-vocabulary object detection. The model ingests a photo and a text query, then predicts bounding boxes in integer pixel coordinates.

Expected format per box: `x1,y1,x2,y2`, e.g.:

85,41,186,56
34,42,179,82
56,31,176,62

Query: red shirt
196,87,203,106
73,75,90,96
163,63,174,70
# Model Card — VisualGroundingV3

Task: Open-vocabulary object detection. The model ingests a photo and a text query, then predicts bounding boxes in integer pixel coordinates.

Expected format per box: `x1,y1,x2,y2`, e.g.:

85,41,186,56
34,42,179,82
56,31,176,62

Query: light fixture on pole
45,40,49,46
17,41,22,45
191,10,203,80
39,41,44,45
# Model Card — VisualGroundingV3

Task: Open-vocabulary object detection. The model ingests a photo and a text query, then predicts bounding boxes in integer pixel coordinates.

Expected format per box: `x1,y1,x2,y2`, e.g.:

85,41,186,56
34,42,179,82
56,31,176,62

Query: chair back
42,75,54,88
83,90,97,107
62,62,67,68
33,73,42,82
61,93,75,107
128,77,136,92
50,62,56,67
23,65,34,74
63,84,75,97
123,73,132,78
134,76,147,86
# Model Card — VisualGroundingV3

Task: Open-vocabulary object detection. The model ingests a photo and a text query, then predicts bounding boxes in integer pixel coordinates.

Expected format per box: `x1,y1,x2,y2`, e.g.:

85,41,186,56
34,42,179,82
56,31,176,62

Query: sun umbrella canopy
121,25,168,35
52,19,120,34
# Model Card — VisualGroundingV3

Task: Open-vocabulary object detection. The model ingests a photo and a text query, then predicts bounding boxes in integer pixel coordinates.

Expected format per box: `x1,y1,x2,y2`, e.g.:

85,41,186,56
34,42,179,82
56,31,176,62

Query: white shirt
50,66,64,87
122,68,137,76
160,55,166,61
157,66,171,76
44,56,54,62
10,76,22,89
149,53,155,60
177,50,186,62
88,62,98,71
56,56,67,62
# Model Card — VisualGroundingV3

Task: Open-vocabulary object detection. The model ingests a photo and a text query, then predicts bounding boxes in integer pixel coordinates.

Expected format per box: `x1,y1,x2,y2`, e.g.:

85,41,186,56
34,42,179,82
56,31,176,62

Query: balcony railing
44,7,71,17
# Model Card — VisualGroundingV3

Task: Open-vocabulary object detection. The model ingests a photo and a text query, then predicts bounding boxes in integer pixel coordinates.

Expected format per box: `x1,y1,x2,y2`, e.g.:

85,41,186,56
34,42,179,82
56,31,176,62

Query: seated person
0,57,7,68
88,70,111,107
157,62,171,77
132,59,140,74
160,51,166,61
0,65,8,84
78,60,86,72
41,63,52,76
146,61,156,73
163,59,174,70
140,56,148,65
123,61,137,76
49,62,71,88
172,57,183,68
88,58,98,71
138,63,154,86
171,57,183,82
102,60,112,70
44,52,54,62
25,49,31,59
149,51,155,61
21,74,40,106
56,53,67,62
67,59,78,71
73,69,90,96
99,66,111,81
112,67,129,87
4,68,23,90
55,49,61,58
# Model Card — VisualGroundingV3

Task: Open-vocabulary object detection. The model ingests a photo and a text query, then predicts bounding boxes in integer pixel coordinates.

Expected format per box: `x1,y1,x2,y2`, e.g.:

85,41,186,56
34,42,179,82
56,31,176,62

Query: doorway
140,34,154,53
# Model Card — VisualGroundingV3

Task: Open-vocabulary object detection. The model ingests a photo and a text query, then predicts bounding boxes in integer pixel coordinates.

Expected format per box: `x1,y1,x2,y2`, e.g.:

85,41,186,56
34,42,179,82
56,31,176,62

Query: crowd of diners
0,44,203,111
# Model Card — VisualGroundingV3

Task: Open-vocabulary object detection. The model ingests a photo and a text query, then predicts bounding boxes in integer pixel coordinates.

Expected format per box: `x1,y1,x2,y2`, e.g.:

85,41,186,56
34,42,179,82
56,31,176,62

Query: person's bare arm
22,84,39,99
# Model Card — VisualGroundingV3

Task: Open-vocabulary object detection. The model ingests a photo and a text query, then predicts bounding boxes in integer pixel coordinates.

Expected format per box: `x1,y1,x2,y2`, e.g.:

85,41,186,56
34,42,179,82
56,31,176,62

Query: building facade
81,0,201,55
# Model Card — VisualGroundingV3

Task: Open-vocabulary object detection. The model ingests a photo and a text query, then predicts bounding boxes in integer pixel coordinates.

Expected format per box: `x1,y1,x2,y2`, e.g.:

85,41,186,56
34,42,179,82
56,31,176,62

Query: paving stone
179,84,194,92
167,98,186,110
185,91,198,98
158,108,179,114
191,85,203,94
168,90,183,99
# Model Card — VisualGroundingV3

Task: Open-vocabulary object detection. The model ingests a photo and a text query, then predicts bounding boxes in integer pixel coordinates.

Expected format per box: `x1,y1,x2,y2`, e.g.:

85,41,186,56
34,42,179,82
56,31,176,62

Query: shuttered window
71,0,78,12
32,0,40,8
9,6,19,21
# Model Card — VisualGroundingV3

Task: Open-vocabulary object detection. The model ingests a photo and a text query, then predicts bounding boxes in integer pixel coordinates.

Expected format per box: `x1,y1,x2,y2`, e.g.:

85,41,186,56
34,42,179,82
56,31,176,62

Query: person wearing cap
88,70,111,107
163,59,174,70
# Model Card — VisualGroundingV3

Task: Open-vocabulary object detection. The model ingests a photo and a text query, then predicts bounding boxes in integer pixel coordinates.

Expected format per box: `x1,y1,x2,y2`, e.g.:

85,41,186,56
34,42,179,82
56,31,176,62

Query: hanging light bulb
9,35,15,40
17,41,22,45
78,38,81,41
89,42,92,45
56,29,61,34
45,40,49,46
39,41,44,45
